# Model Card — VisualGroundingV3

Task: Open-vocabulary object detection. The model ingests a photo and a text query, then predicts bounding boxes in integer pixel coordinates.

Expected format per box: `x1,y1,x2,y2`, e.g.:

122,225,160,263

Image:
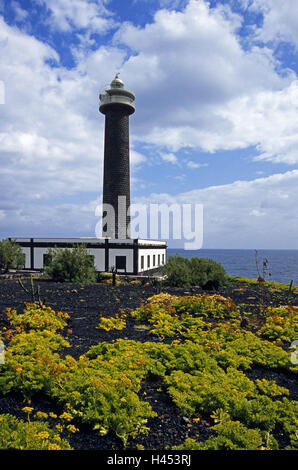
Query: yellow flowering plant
5,303,69,333
0,292,297,450
51,356,156,446
96,313,127,331
130,293,238,339
0,330,69,399
0,413,72,450
259,306,298,343
173,420,276,450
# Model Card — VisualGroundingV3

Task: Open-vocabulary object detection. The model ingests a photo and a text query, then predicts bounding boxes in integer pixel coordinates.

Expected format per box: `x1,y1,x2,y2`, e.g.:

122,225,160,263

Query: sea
167,249,298,285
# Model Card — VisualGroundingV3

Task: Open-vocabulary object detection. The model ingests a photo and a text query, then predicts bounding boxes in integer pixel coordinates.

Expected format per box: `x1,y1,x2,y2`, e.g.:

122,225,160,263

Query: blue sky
0,0,298,248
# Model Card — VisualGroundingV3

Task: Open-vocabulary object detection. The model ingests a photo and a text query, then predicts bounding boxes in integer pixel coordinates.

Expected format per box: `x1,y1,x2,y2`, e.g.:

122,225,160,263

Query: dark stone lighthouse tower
99,74,135,239
13,75,167,275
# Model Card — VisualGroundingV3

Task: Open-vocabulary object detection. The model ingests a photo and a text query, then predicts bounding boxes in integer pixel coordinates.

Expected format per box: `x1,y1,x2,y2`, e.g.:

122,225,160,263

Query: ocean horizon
167,248,298,285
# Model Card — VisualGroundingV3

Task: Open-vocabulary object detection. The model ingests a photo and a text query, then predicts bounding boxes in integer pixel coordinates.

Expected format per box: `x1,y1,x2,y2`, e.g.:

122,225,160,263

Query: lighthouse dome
110,74,124,88
99,74,135,115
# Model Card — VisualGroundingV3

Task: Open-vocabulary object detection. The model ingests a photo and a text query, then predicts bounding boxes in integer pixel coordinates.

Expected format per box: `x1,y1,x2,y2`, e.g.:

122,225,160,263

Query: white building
13,237,167,275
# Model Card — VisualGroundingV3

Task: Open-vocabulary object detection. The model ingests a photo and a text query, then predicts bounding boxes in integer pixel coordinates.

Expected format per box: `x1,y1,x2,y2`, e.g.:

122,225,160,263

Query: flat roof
13,237,167,246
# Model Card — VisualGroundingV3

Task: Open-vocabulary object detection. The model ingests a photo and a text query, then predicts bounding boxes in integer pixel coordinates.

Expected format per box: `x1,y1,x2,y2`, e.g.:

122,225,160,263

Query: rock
240,315,250,328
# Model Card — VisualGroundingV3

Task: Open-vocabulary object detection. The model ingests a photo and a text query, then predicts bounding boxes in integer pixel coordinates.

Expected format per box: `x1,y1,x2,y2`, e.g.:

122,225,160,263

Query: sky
0,0,298,249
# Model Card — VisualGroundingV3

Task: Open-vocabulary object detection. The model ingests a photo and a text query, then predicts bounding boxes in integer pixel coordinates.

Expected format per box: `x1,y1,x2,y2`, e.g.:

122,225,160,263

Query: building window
158,254,160,266
147,255,150,268
116,256,126,271
153,254,156,266
141,256,144,270
162,254,165,264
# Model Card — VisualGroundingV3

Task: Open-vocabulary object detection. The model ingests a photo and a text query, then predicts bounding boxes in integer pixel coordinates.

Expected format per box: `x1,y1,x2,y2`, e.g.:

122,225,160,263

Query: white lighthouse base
13,238,167,275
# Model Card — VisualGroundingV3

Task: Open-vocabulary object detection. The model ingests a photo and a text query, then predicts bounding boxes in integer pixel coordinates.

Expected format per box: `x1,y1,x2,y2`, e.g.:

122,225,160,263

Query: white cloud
137,169,298,248
36,0,115,33
114,0,295,160
249,209,265,217
219,80,298,163
250,0,298,48
161,152,178,164
0,16,147,239
0,17,127,205
131,149,147,166
0,199,101,239
185,160,208,169
11,1,28,22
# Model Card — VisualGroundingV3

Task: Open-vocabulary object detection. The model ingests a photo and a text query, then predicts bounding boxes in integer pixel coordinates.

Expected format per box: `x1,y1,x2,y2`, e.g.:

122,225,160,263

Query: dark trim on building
15,241,106,249
105,238,109,272
135,245,167,250
30,238,34,270
133,239,138,275
108,242,166,249
15,240,167,250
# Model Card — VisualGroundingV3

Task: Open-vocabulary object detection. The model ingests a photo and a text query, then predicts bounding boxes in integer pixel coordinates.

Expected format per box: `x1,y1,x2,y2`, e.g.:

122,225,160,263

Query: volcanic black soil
0,276,297,451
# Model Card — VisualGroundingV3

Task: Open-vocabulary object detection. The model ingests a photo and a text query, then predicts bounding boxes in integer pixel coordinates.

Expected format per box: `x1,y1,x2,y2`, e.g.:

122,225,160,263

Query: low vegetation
0,239,25,272
0,412,72,450
0,290,297,450
44,245,97,284
228,276,298,294
161,255,227,289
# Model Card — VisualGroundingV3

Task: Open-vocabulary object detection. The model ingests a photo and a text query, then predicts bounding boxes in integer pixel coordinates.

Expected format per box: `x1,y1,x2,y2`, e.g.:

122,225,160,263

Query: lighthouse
99,74,135,239
13,75,167,275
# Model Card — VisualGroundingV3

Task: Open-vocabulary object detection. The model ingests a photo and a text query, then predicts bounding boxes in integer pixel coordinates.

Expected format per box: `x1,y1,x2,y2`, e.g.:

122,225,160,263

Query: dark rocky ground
0,276,297,451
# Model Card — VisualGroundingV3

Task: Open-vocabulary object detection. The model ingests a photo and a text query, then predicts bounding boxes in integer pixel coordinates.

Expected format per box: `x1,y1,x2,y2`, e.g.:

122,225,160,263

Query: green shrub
161,255,192,287
258,306,298,343
130,293,239,339
44,244,96,283
189,257,227,289
5,303,69,333
173,294,238,319
0,413,72,450
51,350,157,446
228,276,298,294
162,255,226,289
0,330,69,399
173,421,275,450
165,367,256,417
96,313,127,331
1,291,297,450
96,272,120,282
196,325,293,372
0,238,25,272
165,365,297,435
